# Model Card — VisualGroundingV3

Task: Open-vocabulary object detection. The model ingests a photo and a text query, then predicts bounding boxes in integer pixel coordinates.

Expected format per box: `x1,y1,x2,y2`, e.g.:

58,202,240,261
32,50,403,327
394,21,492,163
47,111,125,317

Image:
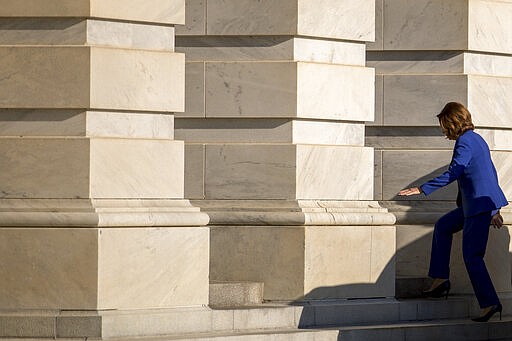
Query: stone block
0,0,185,25
204,144,373,200
206,0,374,41
205,144,296,200
368,51,464,75
210,225,396,300
176,0,206,35
367,74,384,126
381,150,458,201
0,316,55,338
97,227,209,309
367,0,384,50
374,150,383,200
0,227,209,310
184,143,205,199
0,138,91,199
209,281,263,307
0,137,184,199
86,20,175,50
366,127,453,150
89,138,184,199
205,61,374,121
233,307,296,330
296,145,373,200
90,48,185,112
0,228,99,309
489,152,512,209
0,47,90,109
468,75,512,128
395,224,512,296
177,37,366,66
464,53,512,78
469,0,512,54
304,226,395,299
383,0,468,50
382,75,468,126
179,62,205,117
176,119,364,145
0,110,174,138
0,19,175,50
477,129,512,152
0,47,185,112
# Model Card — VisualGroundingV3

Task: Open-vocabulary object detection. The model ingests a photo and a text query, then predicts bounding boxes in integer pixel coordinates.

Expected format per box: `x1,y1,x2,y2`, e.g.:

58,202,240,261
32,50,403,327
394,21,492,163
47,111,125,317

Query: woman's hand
491,211,504,229
398,187,422,196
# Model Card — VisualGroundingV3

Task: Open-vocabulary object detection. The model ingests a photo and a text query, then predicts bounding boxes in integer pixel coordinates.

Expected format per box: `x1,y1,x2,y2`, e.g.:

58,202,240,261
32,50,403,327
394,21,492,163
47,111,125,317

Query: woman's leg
463,211,500,308
428,208,464,279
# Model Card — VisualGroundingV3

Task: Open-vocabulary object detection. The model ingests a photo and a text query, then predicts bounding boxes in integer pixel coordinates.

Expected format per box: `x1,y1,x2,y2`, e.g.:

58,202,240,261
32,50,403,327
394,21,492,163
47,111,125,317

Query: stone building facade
0,0,511,338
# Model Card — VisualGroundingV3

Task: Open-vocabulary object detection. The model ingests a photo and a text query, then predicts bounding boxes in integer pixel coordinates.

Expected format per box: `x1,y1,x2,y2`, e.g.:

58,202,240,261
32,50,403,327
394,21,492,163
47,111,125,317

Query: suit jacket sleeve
420,138,472,196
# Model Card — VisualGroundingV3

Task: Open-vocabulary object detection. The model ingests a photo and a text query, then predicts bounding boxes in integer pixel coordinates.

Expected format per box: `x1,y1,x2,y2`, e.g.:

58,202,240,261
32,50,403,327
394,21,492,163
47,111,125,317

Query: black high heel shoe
422,280,451,299
472,303,502,322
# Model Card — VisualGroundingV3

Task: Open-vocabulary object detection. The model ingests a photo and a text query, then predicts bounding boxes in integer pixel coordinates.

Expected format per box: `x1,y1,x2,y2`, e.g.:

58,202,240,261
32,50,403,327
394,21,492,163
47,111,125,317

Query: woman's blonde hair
437,102,475,140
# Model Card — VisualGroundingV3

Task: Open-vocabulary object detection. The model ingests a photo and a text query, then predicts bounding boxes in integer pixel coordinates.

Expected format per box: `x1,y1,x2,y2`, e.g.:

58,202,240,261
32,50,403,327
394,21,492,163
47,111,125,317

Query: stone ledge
0,199,209,227
193,200,396,226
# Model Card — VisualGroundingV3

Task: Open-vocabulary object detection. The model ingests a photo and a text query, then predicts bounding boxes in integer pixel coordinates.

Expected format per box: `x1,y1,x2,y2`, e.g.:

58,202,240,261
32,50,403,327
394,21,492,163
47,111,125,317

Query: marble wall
176,0,396,300
368,0,512,296
0,1,210,312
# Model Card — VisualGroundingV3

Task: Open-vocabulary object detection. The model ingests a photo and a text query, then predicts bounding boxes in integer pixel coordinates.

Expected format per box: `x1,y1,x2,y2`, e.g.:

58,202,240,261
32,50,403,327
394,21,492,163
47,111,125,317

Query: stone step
209,281,264,308
102,317,512,340
2,296,512,339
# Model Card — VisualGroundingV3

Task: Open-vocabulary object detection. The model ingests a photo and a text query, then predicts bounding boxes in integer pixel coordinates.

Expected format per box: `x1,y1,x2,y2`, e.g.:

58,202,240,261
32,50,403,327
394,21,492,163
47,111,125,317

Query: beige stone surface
468,75,512,128
176,0,206,35
491,151,512,201
368,51,464,75
296,145,373,200
177,37,366,66
469,0,512,54
396,224,512,294
304,226,395,299
98,227,209,309
205,61,297,118
0,0,90,17
367,0,384,50
179,62,205,117
0,47,90,109
210,225,305,300
204,144,373,200
184,143,205,199
0,111,174,138
90,0,185,25
204,144,296,200
0,47,184,112
0,228,99,309
0,19,174,50
90,48,185,112
297,63,374,122
205,61,373,121
382,75,468,126
382,150,458,201
0,138,90,199
0,0,185,24
176,119,364,145
0,138,184,199
383,0,468,50
0,227,209,310
90,139,184,199
211,224,395,300
206,0,374,41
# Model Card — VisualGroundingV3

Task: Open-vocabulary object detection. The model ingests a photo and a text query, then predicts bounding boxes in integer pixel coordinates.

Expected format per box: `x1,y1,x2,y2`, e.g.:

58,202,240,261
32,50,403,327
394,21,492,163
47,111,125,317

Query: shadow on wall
293,162,511,328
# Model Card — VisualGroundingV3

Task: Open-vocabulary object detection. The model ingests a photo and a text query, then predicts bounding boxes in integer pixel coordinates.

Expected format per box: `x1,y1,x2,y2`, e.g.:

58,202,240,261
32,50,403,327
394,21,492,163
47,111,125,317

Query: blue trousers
428,207,499,308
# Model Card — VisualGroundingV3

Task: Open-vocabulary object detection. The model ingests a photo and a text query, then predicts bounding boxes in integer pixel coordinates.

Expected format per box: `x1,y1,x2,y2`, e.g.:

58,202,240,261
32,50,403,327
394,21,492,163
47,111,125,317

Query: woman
399,102,508,322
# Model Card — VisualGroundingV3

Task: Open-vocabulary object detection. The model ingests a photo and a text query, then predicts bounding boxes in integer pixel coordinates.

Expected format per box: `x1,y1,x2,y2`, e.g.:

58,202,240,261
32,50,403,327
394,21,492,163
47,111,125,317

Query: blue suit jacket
420,130,508,217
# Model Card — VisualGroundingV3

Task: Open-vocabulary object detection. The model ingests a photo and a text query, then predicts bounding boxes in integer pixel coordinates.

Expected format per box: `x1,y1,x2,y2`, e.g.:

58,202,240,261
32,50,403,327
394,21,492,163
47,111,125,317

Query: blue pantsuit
420,130,508,308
